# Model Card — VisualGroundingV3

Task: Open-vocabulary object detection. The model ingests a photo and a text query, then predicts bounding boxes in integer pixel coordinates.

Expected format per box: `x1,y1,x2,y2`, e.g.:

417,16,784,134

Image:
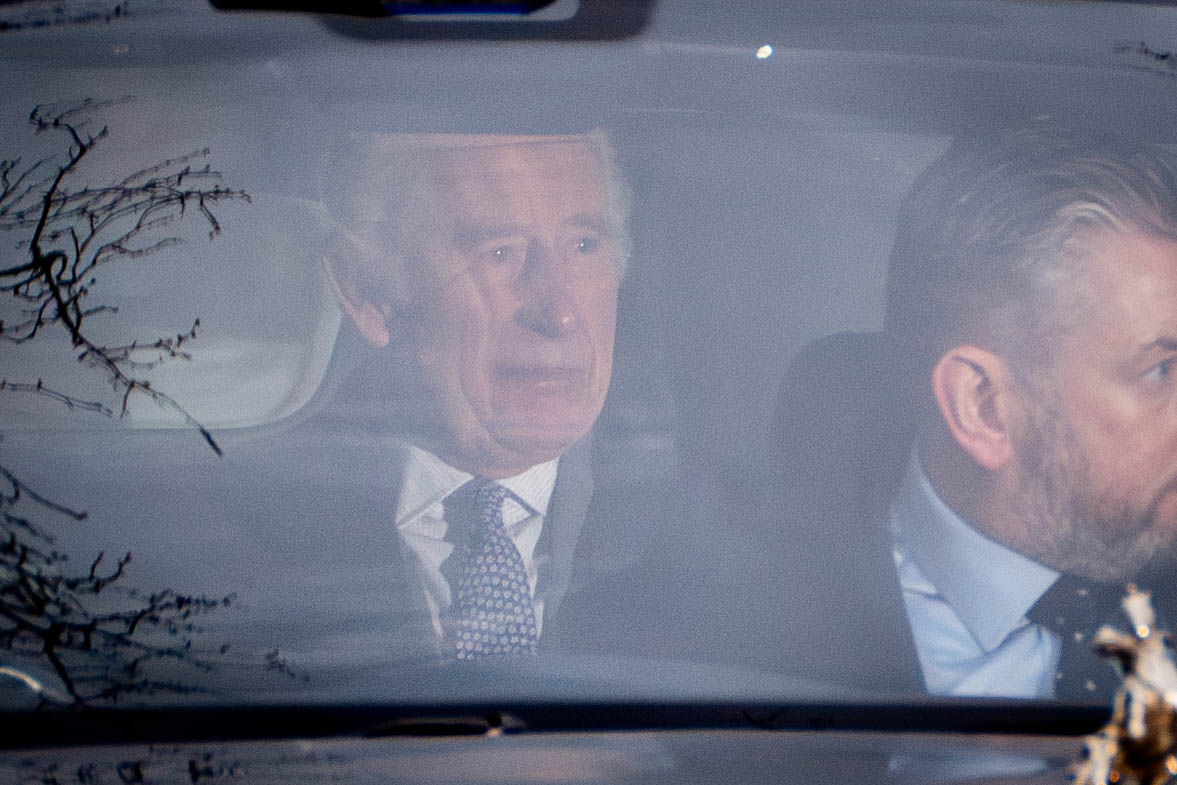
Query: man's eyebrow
1137,337,1177,356
452,214,609,250
566,213,607,233
452,223,529,251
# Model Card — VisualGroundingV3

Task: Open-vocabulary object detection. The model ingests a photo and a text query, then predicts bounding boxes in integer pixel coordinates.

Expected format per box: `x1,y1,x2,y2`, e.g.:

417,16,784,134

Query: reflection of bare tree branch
265,647,310,683
0,466,235,706
0,99,250,705
0,378,112,417
0,465,86,522
0,98,249,455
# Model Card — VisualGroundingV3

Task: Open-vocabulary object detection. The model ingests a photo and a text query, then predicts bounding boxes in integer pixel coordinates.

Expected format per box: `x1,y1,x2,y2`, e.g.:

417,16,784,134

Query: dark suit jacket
554,332,926,695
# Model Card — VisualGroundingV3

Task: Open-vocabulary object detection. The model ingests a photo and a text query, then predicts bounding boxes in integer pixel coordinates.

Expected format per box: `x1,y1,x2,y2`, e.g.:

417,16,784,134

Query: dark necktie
442,483,539,659
1028,576,1124,702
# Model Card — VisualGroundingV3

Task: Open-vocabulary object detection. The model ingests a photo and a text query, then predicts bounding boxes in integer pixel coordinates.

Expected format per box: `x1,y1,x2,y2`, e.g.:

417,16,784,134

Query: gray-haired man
320,132,630,660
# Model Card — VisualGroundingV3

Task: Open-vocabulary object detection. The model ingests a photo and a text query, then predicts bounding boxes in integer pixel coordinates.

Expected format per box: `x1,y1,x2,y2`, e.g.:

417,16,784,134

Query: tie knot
474,483,509,531
1029,576,1125,701
1030,576,1124,634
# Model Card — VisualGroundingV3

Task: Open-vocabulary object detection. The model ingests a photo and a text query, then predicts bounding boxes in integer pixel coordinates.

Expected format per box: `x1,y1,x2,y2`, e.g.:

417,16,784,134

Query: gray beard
1011,398,1177,583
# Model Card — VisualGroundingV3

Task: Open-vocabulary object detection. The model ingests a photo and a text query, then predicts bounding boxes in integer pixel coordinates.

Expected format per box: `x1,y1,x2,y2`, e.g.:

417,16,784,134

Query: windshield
2,0,1177,715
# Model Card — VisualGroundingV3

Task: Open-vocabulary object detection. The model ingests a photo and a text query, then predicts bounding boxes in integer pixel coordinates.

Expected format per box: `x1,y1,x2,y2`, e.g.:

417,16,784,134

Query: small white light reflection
756,44,773,60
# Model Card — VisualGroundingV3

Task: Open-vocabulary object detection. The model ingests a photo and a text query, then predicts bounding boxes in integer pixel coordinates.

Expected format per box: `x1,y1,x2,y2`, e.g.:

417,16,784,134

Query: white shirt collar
498,459,559,519
394,443,559,528
394,444,471,529
892,452,1059,652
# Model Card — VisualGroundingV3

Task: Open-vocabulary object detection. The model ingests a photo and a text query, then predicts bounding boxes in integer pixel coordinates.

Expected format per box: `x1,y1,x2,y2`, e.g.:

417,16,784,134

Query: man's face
394,137,620,478
1012,230,1177,581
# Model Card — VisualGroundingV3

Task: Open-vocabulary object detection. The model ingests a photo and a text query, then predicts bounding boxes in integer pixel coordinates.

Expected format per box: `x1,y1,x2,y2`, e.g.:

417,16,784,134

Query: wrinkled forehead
430,135,610,217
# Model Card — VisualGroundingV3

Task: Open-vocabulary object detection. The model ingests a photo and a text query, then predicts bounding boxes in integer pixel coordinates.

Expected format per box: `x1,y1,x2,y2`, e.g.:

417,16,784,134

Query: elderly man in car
318,131,630,660
764,132,1177,702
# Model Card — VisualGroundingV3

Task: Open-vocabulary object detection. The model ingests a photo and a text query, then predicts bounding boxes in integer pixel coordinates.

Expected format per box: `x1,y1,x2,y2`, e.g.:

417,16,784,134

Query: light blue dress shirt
890,454,1063,698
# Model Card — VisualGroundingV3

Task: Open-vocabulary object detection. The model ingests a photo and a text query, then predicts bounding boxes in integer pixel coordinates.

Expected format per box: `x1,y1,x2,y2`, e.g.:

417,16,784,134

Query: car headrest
769,331,915,506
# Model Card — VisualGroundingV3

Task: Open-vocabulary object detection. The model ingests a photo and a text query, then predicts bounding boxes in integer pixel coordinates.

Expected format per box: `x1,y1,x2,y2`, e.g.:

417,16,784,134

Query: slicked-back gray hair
885,130,1177,400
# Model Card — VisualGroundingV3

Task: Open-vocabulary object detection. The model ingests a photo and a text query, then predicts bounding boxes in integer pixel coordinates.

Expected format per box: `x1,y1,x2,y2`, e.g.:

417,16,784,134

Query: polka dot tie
443,483,539,659
1028,577,1123,701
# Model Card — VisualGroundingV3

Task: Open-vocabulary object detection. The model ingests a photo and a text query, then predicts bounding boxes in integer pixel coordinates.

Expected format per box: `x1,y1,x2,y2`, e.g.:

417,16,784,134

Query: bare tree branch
0,463,236,705
0,99,252,705
0,99,248,455
0,378,113,416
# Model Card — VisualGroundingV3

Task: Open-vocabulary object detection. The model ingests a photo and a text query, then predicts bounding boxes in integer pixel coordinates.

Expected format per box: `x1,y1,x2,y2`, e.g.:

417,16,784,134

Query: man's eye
575,236,600,255
487,244,519,264
1145,359,1176,384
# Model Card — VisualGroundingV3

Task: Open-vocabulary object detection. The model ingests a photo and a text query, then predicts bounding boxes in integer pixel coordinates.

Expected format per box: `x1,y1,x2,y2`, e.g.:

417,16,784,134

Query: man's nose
514,240,581,338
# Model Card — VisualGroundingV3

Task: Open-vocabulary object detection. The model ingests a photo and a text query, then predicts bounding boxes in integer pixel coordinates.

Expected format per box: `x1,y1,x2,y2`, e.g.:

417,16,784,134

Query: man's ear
930,345,1017,472
322,252,392,348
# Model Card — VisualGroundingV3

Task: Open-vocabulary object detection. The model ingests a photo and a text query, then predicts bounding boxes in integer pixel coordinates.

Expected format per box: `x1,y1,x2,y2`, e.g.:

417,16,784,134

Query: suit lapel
537,435,594,636
864,497,925,693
